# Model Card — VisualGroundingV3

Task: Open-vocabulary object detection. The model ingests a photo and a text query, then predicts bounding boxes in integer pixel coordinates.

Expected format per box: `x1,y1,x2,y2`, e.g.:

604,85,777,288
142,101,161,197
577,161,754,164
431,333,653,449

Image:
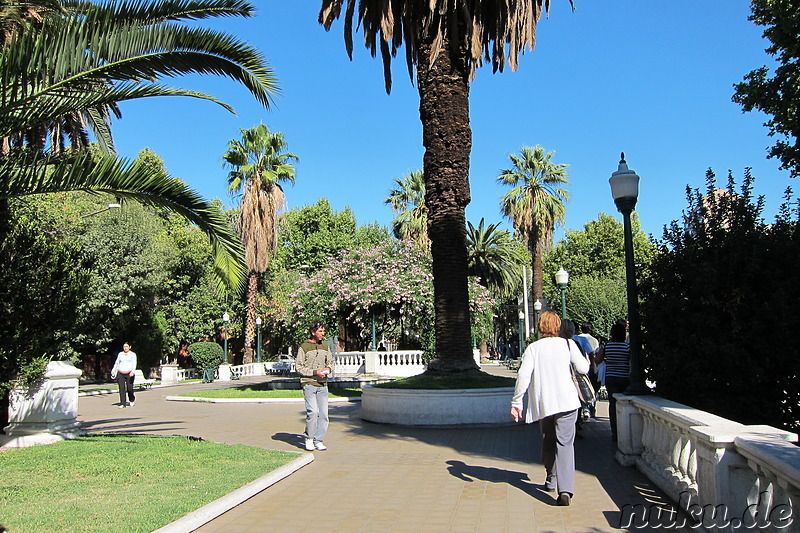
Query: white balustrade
616,394,798,532
334,350,425,378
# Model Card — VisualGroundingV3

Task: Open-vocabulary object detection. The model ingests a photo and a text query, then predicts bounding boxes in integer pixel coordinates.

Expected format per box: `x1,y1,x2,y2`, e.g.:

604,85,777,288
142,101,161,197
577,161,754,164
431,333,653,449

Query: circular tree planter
360,385,515,425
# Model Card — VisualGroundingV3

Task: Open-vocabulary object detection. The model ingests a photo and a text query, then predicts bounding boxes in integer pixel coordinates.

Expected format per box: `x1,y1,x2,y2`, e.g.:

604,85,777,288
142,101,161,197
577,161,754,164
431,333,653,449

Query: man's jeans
303,384,329,443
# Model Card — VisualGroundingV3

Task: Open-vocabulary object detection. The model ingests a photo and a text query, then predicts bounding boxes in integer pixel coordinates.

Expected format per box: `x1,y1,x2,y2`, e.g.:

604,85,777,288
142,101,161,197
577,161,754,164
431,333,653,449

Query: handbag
567,339,595,404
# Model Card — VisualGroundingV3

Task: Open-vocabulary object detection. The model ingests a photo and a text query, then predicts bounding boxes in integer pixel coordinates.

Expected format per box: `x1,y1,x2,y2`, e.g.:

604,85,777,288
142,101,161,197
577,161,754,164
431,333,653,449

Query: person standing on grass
296,320,333,451
111,342,137,409
511,311,589,507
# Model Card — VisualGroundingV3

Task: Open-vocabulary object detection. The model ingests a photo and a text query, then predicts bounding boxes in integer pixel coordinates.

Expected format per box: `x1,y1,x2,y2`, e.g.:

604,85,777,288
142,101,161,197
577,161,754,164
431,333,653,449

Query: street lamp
222,312,230,365
533,299,542,340
609,152,647,394
371,312,377,351
555,267,569,318
255,316,262,363
81,203,120,218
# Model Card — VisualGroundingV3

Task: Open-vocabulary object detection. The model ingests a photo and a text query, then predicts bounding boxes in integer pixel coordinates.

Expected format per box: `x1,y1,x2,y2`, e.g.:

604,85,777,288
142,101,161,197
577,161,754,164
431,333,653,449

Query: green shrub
187,342,223,369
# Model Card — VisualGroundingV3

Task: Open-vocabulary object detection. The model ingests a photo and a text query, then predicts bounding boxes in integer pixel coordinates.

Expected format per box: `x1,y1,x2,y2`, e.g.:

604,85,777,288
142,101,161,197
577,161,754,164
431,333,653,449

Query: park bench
133,369,155,390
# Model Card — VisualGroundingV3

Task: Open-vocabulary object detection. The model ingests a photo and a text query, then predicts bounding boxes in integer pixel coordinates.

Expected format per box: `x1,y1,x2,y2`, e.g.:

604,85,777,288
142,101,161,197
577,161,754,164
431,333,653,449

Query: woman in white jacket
111,342,137,408
511,311,590,506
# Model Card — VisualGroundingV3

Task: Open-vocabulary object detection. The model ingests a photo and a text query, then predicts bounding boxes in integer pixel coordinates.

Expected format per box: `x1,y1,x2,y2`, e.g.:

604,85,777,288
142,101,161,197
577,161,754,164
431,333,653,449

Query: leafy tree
275,198,390,272
0,196,90,428
74,202,174,368
277,240,493,356
386,169,429,248
223,123,297,363
1,0,281,292
499,145,570,303
733,0,800,176
640,168,800,432
320,0,573,374
541,212,656,335
466,218,524,298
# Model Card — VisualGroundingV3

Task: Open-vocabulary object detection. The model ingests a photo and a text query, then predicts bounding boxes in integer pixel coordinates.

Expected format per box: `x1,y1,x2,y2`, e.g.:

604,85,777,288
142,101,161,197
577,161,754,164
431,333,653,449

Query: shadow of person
445,460,554,504
272,432,307,450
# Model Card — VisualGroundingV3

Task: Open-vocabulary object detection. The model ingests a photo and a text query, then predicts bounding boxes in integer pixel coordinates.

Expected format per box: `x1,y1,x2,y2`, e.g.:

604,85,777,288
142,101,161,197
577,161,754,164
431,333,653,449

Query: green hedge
187,342,223,369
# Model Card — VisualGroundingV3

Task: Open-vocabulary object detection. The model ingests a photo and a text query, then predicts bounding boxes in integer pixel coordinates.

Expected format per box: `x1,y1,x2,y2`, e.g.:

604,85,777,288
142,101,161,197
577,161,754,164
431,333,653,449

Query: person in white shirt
511,311,590,507
111,342,137,408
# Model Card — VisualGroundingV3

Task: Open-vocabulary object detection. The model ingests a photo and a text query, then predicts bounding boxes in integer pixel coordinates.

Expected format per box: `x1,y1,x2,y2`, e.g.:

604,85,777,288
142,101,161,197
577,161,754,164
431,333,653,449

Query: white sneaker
129,402,135,407
305,438,315,451
118,404,125,409
315,441,327,451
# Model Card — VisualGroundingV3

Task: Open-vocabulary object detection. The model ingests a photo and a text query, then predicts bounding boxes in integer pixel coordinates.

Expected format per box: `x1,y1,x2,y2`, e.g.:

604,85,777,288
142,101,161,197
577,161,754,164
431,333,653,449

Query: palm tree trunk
417,36,478,375
243,272,257,364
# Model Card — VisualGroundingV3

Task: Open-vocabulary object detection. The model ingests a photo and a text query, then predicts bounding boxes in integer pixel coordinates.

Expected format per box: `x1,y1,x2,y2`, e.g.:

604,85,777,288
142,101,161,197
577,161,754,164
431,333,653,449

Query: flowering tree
276,240,493,351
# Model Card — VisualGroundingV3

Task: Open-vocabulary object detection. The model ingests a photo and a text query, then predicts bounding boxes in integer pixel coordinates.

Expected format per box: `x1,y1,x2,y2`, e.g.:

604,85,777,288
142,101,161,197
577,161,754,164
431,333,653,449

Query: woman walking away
594,322,630,443
111,342,137,408
511,312,590,506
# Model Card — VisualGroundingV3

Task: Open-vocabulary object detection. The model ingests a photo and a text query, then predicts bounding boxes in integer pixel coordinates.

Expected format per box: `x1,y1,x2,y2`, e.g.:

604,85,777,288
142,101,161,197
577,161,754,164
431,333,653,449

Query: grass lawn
0,434,298,532
373,373,516,389
178,384,362,398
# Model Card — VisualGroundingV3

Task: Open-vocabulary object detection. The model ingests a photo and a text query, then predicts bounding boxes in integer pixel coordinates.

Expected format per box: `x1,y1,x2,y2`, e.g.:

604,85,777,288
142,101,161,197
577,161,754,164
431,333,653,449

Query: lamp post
81,203,120,218
533,299,542,340
518,311,525,355
222,312,229,365
371,312,377,351
555,267,569,319
609,152,647,394
255,316,262,363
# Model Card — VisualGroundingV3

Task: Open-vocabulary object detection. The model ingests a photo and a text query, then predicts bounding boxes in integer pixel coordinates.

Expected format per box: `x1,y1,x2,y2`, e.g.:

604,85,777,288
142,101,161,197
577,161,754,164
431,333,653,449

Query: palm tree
223,123,297,364
498,145,570,303
0,0,280,292
466,218,523,298
385,169,429,248
320,0,573,374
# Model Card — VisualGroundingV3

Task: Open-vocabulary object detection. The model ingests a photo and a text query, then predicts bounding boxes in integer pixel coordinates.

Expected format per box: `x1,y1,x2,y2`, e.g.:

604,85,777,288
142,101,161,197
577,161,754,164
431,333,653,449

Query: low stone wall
615,394,799,532
361,385,514,425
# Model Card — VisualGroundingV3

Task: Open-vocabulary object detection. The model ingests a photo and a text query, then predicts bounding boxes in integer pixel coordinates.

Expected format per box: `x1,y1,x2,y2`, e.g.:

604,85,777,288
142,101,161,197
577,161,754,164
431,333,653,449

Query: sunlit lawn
0,434,298,532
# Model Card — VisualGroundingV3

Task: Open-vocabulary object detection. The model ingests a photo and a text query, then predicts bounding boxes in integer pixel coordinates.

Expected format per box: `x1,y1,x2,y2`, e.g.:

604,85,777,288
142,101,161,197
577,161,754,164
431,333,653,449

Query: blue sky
112,1,790,242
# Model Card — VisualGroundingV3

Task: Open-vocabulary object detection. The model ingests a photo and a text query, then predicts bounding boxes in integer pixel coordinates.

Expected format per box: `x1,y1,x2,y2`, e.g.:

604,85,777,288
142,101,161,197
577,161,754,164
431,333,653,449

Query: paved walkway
77,367,681,532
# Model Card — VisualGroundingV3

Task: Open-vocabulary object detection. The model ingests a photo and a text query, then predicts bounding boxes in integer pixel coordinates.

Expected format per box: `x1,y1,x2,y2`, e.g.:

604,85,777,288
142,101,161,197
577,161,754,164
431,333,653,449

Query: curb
165,395,361,403
153,452,314,533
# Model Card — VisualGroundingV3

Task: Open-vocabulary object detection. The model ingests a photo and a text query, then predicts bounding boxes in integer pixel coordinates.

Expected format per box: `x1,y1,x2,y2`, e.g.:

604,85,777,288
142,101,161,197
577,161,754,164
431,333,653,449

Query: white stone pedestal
160,364,180,385
217,364,232,381
2,361,84,448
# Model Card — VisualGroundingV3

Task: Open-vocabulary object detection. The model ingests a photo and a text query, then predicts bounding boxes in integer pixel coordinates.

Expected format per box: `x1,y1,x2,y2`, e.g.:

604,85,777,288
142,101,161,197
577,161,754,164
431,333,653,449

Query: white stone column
364,351,377,374
615,394,644,466
160,364,179,384
217,364,232,381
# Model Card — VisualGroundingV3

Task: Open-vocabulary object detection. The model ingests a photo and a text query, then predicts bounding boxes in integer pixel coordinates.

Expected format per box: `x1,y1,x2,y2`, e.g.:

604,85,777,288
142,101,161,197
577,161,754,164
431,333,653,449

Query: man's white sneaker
118,405,125,409
305,438,315,451
129,402,135,407
314,442,327,451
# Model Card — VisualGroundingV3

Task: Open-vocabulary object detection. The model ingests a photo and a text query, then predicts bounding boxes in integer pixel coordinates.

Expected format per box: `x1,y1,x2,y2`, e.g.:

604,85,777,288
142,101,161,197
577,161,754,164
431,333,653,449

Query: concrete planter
3,361,84,447
360,385,514,425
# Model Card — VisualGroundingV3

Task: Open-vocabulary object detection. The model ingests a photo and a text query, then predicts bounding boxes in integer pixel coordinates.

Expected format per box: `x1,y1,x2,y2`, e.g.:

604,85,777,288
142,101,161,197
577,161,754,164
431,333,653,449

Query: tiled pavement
77,367,684,532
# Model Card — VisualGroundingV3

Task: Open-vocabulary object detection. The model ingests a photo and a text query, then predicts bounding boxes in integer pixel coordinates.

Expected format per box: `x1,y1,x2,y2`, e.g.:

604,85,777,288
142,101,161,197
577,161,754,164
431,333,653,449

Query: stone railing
334,350,425,377
616,394,799,531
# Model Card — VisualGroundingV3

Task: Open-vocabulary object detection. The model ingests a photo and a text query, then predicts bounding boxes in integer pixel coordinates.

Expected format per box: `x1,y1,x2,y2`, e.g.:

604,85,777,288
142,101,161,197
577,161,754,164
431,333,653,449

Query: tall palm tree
385,169,429,248
320,0,573,374
498,145,570,302
0,0,280,292
223,123,297,364
466,218,523,298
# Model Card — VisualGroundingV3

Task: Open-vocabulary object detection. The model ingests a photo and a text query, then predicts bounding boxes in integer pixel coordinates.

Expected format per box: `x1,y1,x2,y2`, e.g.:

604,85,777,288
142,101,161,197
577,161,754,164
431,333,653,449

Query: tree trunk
416,36,479,375
243,272,257,364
